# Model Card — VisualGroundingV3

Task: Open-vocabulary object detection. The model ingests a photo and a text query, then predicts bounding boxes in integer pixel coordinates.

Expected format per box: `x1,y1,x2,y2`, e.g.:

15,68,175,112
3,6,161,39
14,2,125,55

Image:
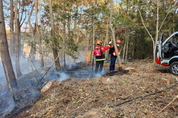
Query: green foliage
28,41,38,50
44,37,51,44
65,38,78,59
36,0,178,61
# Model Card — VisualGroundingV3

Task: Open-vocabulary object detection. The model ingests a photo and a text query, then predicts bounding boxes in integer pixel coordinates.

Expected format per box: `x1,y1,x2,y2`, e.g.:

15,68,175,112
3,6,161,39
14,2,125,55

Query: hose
109,82,178,108
71,82,178,118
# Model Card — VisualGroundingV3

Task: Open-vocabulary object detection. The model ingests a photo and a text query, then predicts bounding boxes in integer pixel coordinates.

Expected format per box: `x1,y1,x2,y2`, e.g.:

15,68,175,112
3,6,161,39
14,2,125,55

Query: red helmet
116,40,122,44
96,40,102,45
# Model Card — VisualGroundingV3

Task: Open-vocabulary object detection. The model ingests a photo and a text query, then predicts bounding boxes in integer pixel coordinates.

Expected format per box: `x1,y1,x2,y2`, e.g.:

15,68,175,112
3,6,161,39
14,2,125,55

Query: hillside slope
14,61,178,118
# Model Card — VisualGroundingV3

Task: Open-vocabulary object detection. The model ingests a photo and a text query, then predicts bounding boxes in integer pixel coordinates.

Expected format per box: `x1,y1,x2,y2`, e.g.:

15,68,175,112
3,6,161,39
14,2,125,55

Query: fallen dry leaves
14,61,178,118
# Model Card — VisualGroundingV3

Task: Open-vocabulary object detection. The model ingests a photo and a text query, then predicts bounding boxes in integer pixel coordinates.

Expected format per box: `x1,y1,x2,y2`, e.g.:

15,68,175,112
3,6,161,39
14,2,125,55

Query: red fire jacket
93,44,111,61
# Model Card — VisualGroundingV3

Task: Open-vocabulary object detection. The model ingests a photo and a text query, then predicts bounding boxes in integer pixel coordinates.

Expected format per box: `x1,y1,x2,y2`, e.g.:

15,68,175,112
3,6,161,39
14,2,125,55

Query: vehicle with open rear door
156,32,178,75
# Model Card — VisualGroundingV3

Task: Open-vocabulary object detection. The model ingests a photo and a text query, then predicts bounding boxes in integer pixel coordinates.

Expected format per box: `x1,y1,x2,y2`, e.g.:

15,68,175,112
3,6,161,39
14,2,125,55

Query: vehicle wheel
170,61,178,76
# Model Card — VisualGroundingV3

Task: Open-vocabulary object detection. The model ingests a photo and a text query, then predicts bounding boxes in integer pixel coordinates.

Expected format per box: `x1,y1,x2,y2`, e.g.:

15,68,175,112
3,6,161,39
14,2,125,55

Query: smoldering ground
0,51,110,117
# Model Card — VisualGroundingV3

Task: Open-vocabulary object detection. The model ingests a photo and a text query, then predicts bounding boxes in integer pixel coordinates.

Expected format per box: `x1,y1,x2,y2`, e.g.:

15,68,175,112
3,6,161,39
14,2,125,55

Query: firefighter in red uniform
93,40,111,74
109,40,122,71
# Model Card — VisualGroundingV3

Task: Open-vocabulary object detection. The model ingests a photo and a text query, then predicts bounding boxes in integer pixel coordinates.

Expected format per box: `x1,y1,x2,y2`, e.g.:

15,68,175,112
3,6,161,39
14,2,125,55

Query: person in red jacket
109,40,122,71
93,40,111,74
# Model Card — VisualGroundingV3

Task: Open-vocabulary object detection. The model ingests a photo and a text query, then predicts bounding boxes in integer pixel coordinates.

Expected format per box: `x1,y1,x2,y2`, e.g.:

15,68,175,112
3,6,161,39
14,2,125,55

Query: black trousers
110,55,117,71
95,61,104,73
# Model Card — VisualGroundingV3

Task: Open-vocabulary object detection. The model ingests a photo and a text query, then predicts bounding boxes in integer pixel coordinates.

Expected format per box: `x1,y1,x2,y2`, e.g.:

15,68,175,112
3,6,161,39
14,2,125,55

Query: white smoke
0,86,15,117
56,72,69,81
0,59,6,84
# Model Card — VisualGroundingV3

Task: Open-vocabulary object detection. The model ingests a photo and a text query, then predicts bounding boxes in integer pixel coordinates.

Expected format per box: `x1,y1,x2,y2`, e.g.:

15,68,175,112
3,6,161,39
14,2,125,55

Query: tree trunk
9,0,15,59
14,0,22,77
109,0,121,68
62,22,66,69
153,1,160,63
28,3,35,61
40,33,45,67
0,0,19,97
91,11,95,71
122,38,126,61
39,27,45,67
104,20,109,60
125,34,129,61
49,0,60,71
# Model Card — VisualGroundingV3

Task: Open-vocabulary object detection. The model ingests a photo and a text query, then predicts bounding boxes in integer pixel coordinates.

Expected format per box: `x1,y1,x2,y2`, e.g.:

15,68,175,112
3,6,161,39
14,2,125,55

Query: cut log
41,79,56,93
124,67,136,72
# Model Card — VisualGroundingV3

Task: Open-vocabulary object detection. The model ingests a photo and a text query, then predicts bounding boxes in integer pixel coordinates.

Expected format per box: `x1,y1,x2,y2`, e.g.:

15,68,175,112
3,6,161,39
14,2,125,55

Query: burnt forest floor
13,60,178,118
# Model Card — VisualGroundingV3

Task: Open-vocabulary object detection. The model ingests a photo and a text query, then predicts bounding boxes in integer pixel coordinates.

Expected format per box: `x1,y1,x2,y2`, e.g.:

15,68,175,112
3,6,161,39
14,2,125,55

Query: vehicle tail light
161,63,169,66
155,57,161,64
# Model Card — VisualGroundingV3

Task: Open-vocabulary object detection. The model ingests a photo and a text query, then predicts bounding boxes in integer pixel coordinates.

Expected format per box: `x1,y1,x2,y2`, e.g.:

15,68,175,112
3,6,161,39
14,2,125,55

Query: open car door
156,32,164,64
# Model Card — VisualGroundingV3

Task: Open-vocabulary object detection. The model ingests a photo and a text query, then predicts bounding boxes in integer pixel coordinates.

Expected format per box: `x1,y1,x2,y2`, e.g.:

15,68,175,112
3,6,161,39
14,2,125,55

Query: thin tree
9,0,15,58
0,0,19,99
49,0,60,71
109,0,121,68
28,1,36,61
14,0,22,77
35,0,45,67
91,1,96,72
137,0,177,63
13,0,33,77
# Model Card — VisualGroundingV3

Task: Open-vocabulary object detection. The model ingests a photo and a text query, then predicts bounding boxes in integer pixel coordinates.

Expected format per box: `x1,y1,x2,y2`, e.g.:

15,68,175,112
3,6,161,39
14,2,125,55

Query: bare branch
158,95,178,113
138,9,154,42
